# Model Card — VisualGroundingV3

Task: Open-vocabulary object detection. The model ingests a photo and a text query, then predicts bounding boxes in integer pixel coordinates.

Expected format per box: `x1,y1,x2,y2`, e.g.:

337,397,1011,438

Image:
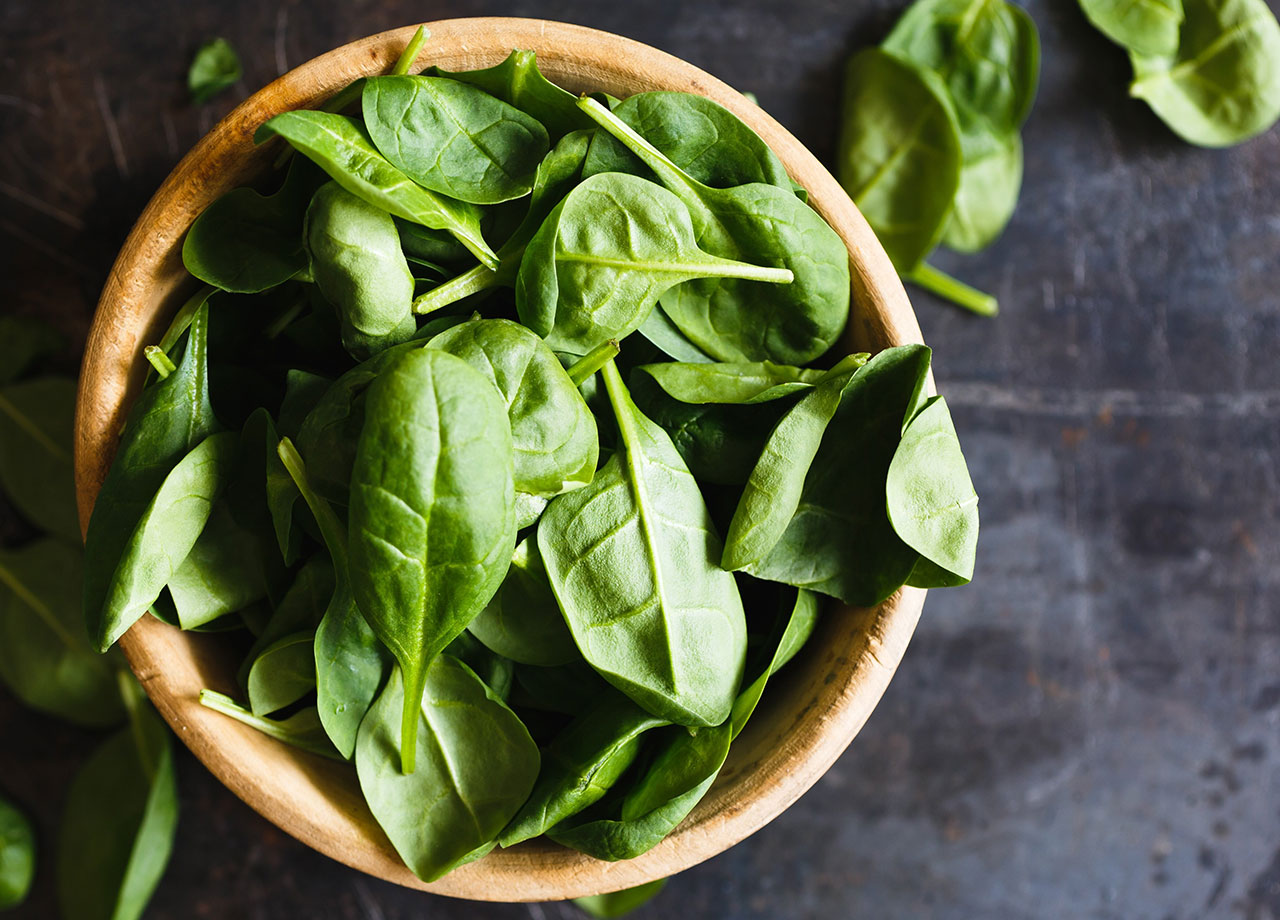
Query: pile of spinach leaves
77,26,978,904
0,317,178,918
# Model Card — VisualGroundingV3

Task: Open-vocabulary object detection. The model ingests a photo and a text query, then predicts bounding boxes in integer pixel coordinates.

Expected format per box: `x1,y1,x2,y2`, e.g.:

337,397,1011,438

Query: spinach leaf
166,501,274,629
0,797,33,910
721,352,877,571
426,318,598,497
1129,0,1280,147
837,48,962,273
636,360,839,405
182,154,319,293
0,540,126,727
515,172,793,356
278,437,389,759
233,408,305,566
500,696,667,846
581,90,794,191
246,630,316,716
744,346,934,606
467,536,577,667
57,683,177,920
398,219,475,269
515,491,550,530
198,690,342,759
0,376,80,542
237,554,332,687
349,348,516,773
0,315,61,386
573,879,668,918
278,370,331,440
255,111,498,268
188,37,241,104
435,50,593,141
580,98,848,366
637,306,715,363
886,395,979,582
362,75,550,204
84,303,222,651
442,630,516,700
942,132,1023,254
354,658,539,881
537,361,746,727
511,660,613,715
412,128,592,316
1079,0,1184,57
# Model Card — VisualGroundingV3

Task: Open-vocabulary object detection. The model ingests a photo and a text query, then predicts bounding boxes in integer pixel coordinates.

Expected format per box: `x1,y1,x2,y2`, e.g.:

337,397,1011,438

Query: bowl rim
73,17,927,902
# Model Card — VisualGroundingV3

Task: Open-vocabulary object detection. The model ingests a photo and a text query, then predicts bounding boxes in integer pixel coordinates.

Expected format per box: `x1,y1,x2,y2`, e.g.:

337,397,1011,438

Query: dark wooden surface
3,1,1280,918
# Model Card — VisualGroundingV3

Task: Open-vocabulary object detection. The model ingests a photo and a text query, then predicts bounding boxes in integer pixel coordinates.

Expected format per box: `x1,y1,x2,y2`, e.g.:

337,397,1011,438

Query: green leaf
0,539,125,727
1129,0,1280,147
467,536,578,667
636,360,837,405
0,796,35,909
188,38,241,104
57,693,178,920
435,50,593,141
362,75,550,205
198,691,342,759
1079,0,1184,56
573,879,668,918
354,659,540,881
0,315,62,385
941,132,1023,253
0,376,80,541
237,553,332,688
166,501,274,630
886,395,979,582
348,349,516,772
247,630,316,716
255,111,498,268
538,361,746,727
836,48,962,272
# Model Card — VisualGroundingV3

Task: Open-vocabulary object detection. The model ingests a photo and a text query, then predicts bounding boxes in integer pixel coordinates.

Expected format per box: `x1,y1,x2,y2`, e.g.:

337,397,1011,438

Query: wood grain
73,18,927,902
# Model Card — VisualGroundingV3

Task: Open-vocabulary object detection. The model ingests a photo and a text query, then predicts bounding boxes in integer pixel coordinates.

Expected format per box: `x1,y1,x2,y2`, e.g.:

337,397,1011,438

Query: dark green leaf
0,315,61,385
0,796,34,909
166,501,274,629
435,50,592,141
188,38,241,104
0,376,80,541
467,536,577,667
636,360,834,405
573,879,668,918
247,630,316,716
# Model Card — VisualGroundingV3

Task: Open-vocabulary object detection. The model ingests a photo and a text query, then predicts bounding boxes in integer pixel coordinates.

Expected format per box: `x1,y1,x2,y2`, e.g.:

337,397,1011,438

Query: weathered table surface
3,1,1279,918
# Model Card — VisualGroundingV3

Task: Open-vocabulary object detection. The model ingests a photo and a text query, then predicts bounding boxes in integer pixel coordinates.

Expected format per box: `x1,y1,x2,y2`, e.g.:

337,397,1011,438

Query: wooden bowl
74,18,927,902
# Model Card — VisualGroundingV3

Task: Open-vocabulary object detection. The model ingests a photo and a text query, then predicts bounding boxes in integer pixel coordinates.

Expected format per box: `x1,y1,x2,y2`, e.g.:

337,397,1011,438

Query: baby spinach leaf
166,501,274,630
837,48,962,273
363,75,550,204
0,376,80,542
398,219,475,269
580,98,848,366
198,690,342,759
637,306,715,363
307,181,417,358
538,361,746,727
237,554,332,687
636,360,837,405
573,879,668,918
729,588,819,737
247,630,316,716
411,128,592,317
278,438,389,760
354,659,539,881
278,370,331,440
255,111,498,268
721,352,877,571
515,491,550,530
435,50,593,141
1079,0,1184,57
188,37,241,104
515,172,793,356
84,303,222,651
0,796,34,909
942,132,1023,253
442,630,516,701
57,685,177,920
426,318,598,497
886,395,979,582
0,540,125,727
182,154,319,293
0,315,61,386
745,346,934,606
1129,0,1280,147
467,536,578,667
349,349,516,773
582,90,794,191
500,696,667,846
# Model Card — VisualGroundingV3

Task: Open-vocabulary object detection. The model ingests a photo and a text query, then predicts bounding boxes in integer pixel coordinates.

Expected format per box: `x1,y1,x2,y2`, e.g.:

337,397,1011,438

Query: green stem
277,437,349,574
412,257,516,315
144,345,176,378
145,285,214,383
566,340,621,386
904,262,998,317
117,670,158,782
577,96,702,206
199,690,343,760
392,26,430,76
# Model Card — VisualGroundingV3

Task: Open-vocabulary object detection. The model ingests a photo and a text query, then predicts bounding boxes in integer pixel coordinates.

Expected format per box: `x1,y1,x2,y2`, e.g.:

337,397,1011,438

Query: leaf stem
392,26,430,76
199,689,343,759
144,346,177,379
566,340,620,386
412,258,515,315
903,262,998,317
277,437,349,575
117,670,158,782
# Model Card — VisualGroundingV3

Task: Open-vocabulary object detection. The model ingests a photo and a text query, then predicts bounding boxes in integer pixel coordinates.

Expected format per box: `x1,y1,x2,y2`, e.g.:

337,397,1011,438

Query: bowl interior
74,18,926,901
